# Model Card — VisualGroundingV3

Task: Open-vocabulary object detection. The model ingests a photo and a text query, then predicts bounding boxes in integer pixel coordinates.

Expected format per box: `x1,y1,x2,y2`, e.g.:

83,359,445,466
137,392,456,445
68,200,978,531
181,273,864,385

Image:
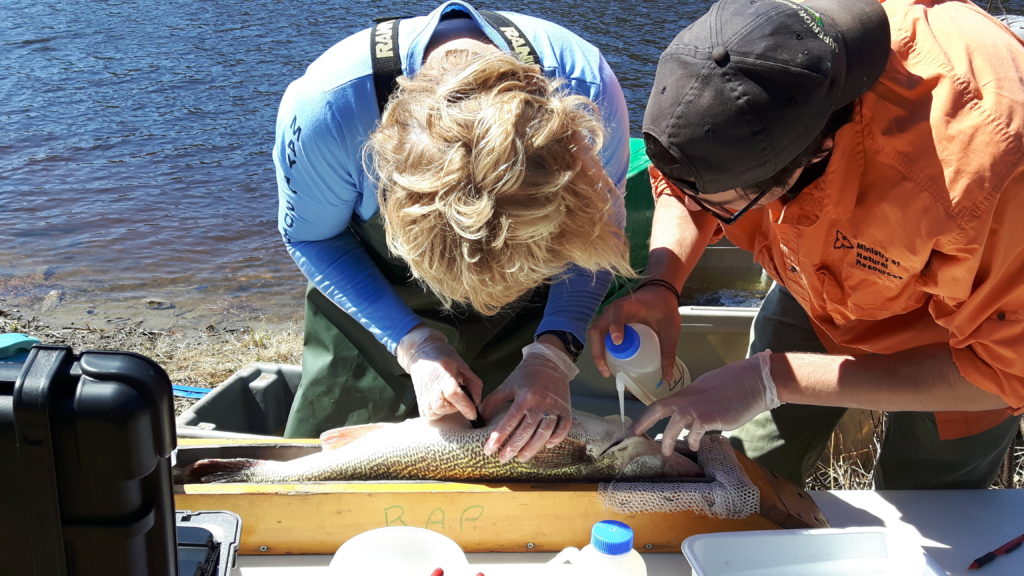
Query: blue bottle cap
590,520,634,556
605,325,641,360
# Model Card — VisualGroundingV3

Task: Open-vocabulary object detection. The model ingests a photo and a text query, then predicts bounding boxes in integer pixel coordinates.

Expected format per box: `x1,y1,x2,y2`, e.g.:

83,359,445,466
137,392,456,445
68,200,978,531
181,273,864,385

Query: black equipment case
0,344,179,575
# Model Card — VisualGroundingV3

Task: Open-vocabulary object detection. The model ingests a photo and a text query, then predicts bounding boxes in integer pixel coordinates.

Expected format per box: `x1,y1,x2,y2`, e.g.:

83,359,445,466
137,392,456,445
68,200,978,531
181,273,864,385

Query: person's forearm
538,265,611,341
645,195,718,289
771,343,1010,411
286,232,420,353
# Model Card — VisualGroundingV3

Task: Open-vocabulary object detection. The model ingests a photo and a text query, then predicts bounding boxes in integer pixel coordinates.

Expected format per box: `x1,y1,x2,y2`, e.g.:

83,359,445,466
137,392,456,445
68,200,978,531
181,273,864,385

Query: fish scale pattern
192,412,695,483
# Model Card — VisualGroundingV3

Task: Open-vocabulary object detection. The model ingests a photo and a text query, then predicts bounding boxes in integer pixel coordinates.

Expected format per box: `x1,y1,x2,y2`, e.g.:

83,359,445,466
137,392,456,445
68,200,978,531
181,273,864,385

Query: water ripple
2,0,1021,328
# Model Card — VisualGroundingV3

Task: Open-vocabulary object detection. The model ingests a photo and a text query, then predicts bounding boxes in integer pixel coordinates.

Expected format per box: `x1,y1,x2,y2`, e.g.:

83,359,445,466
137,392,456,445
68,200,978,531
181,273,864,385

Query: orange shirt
654,0,1024,439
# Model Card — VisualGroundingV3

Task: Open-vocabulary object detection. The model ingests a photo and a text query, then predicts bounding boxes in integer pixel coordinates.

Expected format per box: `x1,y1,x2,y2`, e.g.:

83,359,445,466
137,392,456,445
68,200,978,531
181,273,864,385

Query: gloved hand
588,280,682,383
480,341,579,463
396,325,483,421
629,350,782,454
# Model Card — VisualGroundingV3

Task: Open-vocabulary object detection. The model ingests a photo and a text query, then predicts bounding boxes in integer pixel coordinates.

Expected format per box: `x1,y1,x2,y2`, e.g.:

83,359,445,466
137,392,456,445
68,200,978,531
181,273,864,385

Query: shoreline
1,308,304,417
0,272,305,335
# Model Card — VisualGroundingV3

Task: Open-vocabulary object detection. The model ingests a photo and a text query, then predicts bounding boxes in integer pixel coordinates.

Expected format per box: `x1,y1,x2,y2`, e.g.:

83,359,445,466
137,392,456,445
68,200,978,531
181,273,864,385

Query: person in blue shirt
273,1,632,463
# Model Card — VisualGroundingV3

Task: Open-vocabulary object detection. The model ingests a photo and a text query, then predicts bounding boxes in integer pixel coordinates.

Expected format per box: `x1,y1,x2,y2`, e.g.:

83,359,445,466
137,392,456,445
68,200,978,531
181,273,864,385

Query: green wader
283,214,550,438
728,283,1022,489
284,138,658,438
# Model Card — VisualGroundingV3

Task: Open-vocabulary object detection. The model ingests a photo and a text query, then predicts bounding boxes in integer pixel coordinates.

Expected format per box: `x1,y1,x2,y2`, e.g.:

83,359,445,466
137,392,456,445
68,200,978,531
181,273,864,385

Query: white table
235,489,1024,575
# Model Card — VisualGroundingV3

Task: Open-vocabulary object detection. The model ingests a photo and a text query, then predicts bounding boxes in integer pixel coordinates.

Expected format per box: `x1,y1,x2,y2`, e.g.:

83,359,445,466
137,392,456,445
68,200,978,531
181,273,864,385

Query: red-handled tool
968,532,1024,570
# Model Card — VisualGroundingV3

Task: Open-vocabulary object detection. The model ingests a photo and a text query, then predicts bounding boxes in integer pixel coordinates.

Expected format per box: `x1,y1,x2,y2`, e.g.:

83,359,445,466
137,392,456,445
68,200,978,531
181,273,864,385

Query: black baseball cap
643,0,890,194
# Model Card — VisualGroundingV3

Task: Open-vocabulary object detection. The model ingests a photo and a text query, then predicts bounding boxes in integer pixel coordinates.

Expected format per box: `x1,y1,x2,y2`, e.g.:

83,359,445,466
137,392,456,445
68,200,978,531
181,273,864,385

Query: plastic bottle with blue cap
548,520,647,575
605,323,689,409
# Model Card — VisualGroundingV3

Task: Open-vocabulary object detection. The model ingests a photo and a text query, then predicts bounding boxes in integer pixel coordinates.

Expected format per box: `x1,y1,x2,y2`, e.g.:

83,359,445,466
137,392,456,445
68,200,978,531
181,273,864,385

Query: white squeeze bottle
575,520,647,575
605,323,690,408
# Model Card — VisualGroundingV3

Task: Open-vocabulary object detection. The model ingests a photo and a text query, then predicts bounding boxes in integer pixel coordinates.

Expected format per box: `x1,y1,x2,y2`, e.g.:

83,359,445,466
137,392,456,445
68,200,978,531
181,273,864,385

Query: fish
186,410,703,483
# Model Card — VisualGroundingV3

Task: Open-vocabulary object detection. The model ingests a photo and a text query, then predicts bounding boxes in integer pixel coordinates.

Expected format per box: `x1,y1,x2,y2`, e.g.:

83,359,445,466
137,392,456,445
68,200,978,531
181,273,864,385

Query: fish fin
186,458,263,483
664,452,704,478
319,423,387,452
526,438,590,469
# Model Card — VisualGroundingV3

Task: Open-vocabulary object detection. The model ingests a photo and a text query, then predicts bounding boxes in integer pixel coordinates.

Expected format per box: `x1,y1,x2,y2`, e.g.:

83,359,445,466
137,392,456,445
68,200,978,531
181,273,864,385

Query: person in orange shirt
589,0,1024,489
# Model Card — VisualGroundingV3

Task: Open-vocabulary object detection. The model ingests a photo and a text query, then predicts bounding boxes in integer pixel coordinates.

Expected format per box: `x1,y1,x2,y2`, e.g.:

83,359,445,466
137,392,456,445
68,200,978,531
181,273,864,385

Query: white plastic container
549,520,647,575
327,526,468,575
682,527,945,575
605,323,690,406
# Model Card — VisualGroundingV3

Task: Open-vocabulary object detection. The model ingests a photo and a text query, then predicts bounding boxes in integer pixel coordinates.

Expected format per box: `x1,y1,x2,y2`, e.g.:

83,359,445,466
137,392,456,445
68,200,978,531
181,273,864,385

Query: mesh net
597,434,759,519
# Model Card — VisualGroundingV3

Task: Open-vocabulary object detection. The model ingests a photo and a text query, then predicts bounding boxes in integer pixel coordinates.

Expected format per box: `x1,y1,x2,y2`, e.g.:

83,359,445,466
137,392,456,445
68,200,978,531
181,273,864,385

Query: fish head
567,412,703,479
596,434,704,479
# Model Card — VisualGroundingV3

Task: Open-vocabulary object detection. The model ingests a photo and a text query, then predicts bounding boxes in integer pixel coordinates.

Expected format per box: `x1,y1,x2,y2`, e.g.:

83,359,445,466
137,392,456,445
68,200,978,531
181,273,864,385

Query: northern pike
187,410,703,483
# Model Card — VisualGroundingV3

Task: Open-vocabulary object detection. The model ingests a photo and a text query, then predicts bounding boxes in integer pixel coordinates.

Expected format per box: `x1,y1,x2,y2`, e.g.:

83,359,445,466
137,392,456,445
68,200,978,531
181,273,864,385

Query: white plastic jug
548,520,647,576
604,323,689,405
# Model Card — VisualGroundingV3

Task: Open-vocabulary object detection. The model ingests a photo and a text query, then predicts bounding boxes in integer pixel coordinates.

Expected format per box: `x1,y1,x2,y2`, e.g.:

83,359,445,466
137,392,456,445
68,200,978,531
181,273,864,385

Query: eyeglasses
665,176,775,225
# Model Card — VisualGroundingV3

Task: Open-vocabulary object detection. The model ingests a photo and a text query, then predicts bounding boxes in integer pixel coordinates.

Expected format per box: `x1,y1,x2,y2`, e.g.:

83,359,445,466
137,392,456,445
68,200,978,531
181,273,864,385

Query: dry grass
993,427,1024,489
807,411,1024,490
808,411,885,491
0,314,302,416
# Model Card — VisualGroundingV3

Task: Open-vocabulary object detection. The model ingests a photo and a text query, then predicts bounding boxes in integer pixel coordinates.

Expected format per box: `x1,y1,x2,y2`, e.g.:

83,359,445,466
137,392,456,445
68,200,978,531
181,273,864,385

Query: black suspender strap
368,11,540,116
370,17,402,116
479,11,539,66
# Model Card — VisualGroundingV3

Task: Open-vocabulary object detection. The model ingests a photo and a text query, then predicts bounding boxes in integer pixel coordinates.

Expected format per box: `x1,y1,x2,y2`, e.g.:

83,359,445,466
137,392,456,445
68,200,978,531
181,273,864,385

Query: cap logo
772,0,838,53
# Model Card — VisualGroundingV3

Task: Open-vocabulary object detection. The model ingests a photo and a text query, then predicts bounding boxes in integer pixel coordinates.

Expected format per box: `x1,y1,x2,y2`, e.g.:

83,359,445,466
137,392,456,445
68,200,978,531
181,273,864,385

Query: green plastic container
624,137,655,272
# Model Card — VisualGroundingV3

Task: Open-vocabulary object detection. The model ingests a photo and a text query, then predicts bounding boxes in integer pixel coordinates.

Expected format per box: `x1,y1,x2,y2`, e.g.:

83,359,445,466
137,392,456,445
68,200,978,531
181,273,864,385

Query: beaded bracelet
635,278,681,302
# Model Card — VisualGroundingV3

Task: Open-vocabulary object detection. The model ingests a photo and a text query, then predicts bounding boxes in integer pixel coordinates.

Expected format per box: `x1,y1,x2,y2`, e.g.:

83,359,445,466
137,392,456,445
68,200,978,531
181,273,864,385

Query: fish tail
187,458,264,483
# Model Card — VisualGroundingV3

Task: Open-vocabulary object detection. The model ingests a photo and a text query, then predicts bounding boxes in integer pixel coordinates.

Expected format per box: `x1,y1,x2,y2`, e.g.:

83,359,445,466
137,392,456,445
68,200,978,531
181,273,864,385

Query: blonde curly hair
367,49,633,316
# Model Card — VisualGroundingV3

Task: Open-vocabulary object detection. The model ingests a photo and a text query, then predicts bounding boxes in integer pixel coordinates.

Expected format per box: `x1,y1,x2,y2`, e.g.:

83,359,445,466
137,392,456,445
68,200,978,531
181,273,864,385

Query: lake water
2,0,1021,330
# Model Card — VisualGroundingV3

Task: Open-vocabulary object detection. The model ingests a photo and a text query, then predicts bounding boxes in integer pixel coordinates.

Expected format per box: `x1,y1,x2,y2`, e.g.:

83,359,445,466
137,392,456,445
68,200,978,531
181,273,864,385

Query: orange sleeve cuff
933,409,1014,440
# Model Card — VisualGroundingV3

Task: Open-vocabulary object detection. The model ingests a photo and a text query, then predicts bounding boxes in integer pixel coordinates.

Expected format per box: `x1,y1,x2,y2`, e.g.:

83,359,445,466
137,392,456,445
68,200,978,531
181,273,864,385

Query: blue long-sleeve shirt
273,1,629,354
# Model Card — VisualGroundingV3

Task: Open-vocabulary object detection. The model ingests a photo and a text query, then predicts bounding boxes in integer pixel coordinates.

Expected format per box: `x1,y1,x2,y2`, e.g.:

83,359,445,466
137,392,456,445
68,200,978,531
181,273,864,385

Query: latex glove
396,325,483,421
630,350,782,454
480,341,579,463
587,280,682,384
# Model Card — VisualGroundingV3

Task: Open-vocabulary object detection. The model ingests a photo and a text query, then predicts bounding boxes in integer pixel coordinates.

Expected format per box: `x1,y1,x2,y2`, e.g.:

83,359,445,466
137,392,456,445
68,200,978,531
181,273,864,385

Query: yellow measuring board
173,438,827,555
